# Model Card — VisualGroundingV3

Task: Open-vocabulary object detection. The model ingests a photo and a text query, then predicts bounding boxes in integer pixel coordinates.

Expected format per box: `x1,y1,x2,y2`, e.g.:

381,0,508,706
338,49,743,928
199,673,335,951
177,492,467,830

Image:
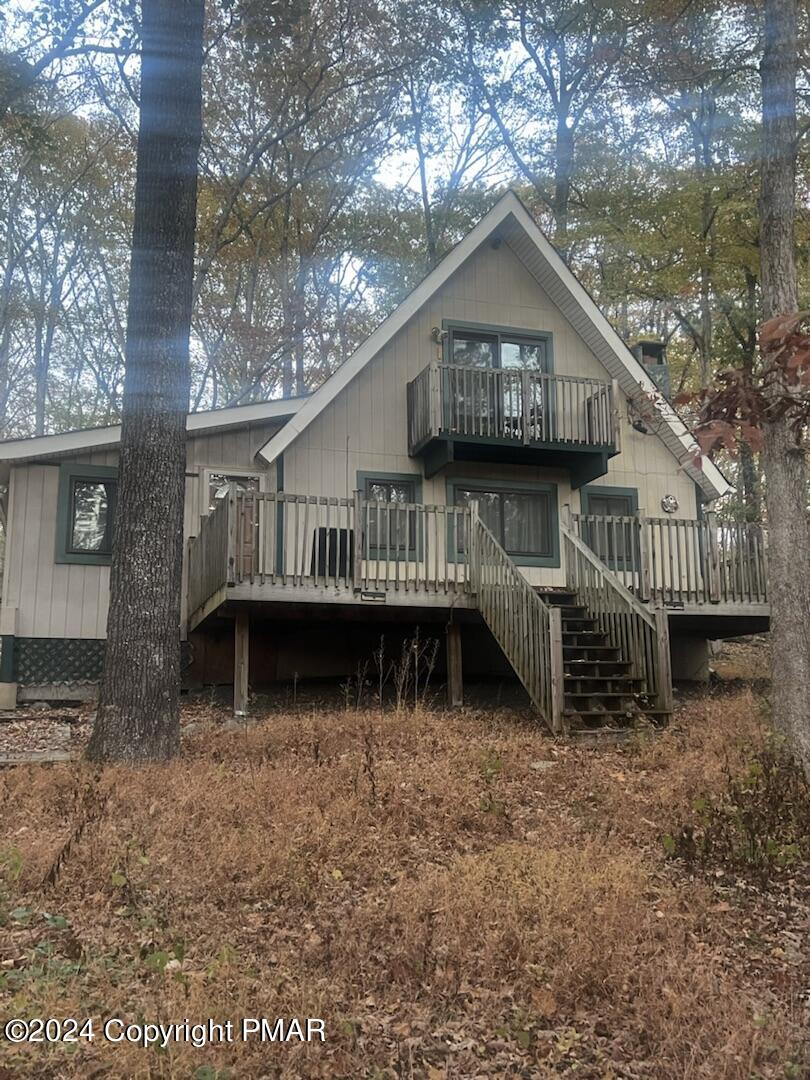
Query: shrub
664,735,810,882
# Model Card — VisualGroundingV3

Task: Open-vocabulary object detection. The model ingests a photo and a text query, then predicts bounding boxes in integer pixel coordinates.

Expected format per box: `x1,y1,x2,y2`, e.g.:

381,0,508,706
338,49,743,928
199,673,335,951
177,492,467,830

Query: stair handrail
561,520,672,715
562,522,655,625
467,505,565,733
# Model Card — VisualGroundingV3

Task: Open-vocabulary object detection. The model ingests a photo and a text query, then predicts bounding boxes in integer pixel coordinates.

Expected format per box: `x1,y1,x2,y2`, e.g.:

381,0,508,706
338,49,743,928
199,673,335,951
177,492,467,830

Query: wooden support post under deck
234,610,249,717
446,621,463,707
653,606,673,715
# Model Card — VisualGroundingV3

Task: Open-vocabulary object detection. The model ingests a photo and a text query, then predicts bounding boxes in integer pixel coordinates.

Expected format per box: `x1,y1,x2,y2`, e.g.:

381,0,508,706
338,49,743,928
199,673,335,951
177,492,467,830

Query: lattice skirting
7,638,193,687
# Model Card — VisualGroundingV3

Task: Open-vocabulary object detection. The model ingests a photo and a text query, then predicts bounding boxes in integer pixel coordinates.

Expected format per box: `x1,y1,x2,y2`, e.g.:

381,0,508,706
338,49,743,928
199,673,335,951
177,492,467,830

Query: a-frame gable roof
258,190,729,501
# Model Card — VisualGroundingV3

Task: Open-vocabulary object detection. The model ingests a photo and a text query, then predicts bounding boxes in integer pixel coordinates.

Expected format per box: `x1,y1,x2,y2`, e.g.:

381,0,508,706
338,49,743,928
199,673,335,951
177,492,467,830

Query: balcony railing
407,362,619,454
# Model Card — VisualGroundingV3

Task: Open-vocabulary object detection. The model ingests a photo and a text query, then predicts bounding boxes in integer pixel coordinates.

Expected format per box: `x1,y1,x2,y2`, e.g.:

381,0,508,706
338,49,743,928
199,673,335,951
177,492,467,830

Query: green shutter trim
55,462,119,566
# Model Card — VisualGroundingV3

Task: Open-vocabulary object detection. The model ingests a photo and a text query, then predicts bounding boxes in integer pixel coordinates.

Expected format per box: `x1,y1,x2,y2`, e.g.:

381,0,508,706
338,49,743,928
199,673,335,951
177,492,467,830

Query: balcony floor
416,432,617,485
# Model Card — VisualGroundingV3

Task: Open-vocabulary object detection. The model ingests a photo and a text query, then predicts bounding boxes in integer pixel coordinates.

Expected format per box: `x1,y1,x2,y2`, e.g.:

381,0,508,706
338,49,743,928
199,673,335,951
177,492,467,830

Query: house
0,193,769,732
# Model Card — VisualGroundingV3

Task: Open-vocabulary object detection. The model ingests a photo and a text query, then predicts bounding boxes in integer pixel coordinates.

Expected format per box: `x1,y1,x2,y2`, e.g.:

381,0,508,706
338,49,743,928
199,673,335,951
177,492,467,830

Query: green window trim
55,463,118,566
579,485,639,572
441,322,556,441
446,477,560,567
580,485,639,516
357,470,424,562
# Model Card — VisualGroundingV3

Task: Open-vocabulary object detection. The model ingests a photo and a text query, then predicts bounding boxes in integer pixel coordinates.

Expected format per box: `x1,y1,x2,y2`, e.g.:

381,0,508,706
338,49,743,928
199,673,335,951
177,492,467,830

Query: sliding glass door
447,326,550,440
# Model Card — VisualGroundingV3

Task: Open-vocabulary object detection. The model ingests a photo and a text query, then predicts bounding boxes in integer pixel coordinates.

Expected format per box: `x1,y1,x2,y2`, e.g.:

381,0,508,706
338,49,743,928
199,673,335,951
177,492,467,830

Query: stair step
565,708,644,723
548,604,589,618
565,694,640,705
535,590,578,606
563,631,609,645
561,617,599,630
564,675,641,688
566,706,669,724
564,659,632,675
563,645,621,658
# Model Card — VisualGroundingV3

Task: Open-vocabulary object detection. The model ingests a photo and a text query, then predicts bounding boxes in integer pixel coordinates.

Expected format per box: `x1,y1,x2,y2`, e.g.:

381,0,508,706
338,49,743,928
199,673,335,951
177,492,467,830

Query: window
359,473,421,556
446,324,552,440
451,481,559,566
580,486,638,569
56,464,118,565
207,472,261,512
447,325,551,372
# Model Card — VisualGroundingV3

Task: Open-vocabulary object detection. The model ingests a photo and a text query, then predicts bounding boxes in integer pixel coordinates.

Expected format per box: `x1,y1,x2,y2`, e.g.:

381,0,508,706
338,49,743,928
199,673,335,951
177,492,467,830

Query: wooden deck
188,491,769,627
187,491,476,630
570,512,768,609
186,489,770,731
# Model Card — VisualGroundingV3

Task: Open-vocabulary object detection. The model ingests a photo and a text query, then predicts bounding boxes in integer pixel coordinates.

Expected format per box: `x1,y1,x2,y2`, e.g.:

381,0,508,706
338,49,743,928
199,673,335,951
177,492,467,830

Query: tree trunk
87,0,204,763
758,0,810,762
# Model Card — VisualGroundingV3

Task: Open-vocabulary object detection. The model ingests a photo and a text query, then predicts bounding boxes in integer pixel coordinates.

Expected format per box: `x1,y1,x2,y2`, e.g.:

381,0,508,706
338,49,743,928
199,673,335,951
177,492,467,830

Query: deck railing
571,513,768,607
187,494,230,618
562,523,672,714
467,508,564,733
408,362,619,452
186,488,474,619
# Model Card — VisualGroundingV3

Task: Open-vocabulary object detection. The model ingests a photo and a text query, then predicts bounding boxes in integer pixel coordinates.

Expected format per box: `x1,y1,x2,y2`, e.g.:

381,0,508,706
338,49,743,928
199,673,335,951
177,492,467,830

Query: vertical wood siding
4,239,700,638
282,239,699,582
3,424,279,639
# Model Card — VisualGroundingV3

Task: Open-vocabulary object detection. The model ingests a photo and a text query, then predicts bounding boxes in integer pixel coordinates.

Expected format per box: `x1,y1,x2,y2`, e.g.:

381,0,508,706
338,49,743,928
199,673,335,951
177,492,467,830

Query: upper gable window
447,324,551,372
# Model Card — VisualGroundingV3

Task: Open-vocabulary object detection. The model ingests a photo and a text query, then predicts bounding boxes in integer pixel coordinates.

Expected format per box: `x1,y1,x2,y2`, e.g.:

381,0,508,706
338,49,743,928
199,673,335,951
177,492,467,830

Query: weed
664,734,810,882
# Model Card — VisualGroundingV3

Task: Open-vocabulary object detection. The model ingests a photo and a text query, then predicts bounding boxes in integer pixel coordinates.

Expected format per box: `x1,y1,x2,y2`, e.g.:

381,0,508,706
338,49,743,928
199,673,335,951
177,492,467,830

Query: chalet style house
0,193,769,733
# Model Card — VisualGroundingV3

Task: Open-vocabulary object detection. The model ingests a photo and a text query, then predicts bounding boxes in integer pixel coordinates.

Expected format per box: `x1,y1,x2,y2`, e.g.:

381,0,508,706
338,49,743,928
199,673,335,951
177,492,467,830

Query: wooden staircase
537,590,666,732
468,509,673,736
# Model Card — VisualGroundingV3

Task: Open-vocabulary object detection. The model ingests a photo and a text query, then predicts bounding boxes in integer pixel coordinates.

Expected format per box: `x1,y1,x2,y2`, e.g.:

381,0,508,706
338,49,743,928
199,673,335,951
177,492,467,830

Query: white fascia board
0,396,308,464
0,424,123,461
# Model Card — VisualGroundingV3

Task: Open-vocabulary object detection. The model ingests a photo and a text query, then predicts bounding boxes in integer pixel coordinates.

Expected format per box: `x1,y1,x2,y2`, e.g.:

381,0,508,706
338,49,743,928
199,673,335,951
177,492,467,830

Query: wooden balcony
407,362,620,484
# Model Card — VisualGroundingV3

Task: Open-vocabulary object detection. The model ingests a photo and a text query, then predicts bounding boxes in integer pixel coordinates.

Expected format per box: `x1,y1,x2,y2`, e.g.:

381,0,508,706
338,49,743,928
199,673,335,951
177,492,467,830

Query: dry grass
0,687,806,1078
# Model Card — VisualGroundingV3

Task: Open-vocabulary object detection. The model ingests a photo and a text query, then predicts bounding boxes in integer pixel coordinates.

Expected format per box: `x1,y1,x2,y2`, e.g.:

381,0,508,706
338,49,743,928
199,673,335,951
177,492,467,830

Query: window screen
583,491,637,566
363,477,417,553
